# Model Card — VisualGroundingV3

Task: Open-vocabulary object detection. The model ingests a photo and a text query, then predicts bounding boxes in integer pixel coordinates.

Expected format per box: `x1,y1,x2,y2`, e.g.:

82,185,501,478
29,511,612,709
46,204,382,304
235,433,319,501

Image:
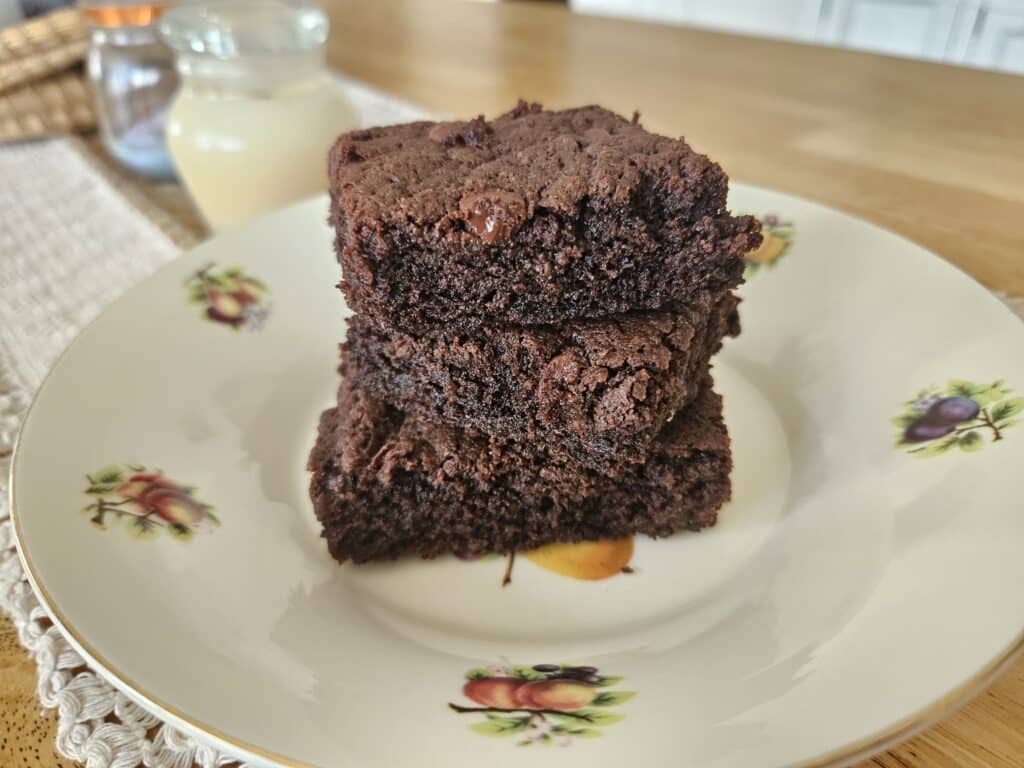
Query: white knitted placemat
0,85,1022,768
0,79,428,768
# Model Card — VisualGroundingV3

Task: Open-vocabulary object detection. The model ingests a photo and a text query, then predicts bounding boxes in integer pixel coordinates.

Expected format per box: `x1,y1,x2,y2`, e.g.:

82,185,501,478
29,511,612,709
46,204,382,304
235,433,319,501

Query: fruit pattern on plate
185,263,271,330
82,464,219,540
894,379,1022,457
449,664,635,747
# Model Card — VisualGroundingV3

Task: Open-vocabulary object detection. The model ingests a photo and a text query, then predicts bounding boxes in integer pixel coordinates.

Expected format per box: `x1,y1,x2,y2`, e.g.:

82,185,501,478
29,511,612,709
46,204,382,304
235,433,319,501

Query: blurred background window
5,1,1022,74
566,0,1024,74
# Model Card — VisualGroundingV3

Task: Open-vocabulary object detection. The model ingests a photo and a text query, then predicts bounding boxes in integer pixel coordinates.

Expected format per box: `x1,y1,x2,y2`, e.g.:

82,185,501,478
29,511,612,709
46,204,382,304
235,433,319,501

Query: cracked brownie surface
329,102,760,332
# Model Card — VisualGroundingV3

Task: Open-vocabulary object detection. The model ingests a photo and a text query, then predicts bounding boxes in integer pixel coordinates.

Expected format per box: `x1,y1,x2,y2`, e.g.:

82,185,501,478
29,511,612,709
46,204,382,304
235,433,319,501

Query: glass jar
159,1,359,231
80,2,178,179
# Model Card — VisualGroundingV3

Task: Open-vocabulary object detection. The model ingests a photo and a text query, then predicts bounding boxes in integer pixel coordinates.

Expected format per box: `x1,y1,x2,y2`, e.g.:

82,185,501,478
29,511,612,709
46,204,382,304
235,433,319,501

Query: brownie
342,292,739,469
329,101,761,332
308,378,732,563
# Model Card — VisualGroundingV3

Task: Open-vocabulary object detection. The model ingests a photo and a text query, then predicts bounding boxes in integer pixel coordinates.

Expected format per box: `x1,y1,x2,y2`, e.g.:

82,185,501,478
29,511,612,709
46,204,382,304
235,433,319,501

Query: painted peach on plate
747,231,786,265
524,538,634,580
82,464,219,540
463,677,524,710
744,213,794,277
450,664,635,747
515,679,597,710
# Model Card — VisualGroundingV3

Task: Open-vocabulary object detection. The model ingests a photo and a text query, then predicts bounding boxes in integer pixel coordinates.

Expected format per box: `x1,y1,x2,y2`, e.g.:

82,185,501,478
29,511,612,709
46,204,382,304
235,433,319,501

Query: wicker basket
0,9,88,92
0,9,94,142
0,70,95,141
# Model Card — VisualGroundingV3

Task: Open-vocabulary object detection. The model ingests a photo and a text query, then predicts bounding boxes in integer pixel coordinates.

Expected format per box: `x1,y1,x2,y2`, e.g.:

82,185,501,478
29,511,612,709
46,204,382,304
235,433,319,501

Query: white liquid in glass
160,1,355,231
167,77,357,230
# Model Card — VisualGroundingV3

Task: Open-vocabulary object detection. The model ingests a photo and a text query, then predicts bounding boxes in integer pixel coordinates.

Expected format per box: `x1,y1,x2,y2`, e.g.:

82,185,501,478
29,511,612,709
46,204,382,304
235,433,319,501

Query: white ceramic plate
11,186,1024,768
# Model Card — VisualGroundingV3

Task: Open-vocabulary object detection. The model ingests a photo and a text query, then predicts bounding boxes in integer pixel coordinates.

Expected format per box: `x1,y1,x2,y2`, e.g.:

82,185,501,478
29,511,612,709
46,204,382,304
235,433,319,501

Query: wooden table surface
3,1,1023,766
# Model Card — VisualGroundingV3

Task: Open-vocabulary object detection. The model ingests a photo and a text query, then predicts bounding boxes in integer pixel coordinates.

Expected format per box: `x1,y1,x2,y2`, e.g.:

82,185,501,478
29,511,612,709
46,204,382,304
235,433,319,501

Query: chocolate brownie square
329,102,761,332
342,292,739,469
308,378,732,563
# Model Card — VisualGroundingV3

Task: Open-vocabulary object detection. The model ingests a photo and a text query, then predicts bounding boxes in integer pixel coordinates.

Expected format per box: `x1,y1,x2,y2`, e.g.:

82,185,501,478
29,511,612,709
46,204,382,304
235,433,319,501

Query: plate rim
9,188,1024,768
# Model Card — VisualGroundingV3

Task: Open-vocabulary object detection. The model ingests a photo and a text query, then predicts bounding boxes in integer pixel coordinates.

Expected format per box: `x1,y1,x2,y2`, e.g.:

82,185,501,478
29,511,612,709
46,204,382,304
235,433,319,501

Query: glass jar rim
159,1,328,59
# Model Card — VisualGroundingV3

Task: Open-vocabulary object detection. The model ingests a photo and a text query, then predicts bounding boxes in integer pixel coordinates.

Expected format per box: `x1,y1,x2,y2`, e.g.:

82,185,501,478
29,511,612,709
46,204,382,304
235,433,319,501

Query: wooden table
2,1,1023,766
326,0,1024,298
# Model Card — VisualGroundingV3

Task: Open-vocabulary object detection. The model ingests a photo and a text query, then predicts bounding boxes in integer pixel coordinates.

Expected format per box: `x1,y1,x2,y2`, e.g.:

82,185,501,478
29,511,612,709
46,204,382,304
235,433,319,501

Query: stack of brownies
309,102,761,564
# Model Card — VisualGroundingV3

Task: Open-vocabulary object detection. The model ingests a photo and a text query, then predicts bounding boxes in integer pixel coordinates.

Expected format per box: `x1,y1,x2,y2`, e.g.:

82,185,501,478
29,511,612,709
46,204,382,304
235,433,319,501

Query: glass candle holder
159,1,359,231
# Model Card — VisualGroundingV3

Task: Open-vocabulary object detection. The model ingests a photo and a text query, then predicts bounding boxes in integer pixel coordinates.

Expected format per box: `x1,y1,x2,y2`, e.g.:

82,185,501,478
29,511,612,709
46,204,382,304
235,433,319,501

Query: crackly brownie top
329,101,727,245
